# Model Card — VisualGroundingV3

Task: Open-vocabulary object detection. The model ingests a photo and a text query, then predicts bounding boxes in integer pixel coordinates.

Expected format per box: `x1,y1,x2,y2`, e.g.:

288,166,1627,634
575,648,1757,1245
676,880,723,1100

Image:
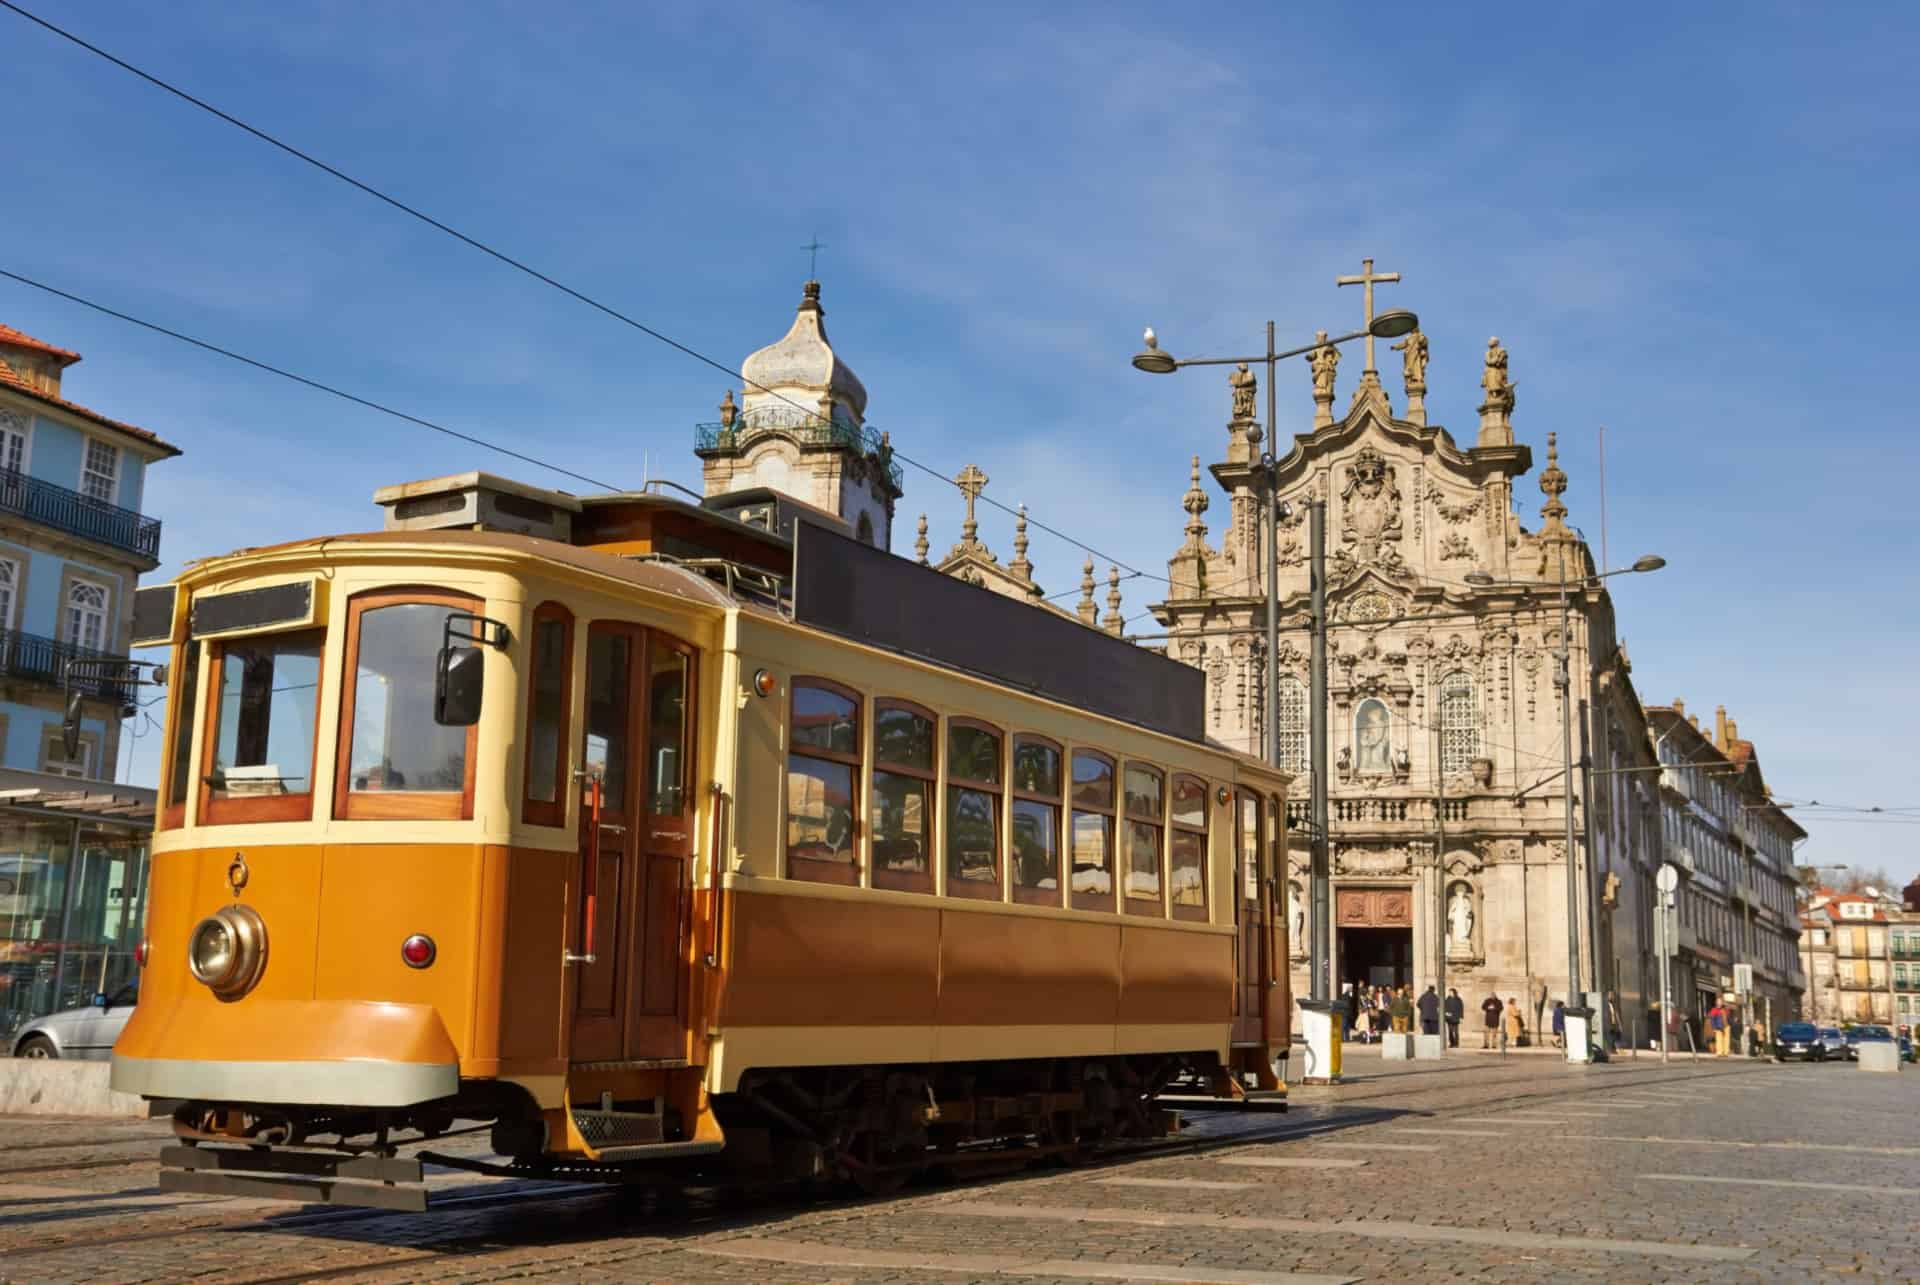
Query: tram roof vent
373,472,580,541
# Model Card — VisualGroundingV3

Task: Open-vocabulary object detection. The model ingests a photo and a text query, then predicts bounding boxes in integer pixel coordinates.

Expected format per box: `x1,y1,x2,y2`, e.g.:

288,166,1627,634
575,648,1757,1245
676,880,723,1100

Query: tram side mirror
434,644,484,727
91,991,108,1009
62,688,84,761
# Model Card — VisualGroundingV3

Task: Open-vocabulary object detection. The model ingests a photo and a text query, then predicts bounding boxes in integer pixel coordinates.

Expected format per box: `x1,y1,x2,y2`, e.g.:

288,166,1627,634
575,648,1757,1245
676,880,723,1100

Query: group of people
1342,983,1468,1047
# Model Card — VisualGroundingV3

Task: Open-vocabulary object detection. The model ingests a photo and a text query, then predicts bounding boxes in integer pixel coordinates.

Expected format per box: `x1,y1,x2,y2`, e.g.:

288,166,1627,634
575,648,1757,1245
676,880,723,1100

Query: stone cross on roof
803,236,825,280
956,463,989,544
1336,256,1401,374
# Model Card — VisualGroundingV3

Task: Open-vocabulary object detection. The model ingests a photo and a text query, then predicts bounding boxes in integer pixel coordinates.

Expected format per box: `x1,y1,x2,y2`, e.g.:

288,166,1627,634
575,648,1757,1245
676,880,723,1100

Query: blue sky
6,2,1916,883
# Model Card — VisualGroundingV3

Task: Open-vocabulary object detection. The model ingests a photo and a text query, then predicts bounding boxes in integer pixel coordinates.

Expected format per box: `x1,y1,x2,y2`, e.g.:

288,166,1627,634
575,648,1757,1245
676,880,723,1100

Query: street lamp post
1467,550,1664,1064
1133,308,1417,1083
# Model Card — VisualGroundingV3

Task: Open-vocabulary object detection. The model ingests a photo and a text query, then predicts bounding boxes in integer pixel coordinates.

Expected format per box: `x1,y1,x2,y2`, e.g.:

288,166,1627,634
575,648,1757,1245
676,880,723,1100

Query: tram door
1231,793,1268,1046
571,622,697,1064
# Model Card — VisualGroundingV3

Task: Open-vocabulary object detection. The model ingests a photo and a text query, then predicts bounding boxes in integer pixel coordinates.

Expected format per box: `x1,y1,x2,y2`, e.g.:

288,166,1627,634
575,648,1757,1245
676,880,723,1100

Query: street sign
1733,963,1753,994
1656,863,1679,894
1659,906,1679,956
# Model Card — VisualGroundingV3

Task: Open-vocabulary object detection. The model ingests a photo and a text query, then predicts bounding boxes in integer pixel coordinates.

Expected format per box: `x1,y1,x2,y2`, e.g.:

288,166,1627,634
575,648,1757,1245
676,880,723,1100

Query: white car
9,984,136,1060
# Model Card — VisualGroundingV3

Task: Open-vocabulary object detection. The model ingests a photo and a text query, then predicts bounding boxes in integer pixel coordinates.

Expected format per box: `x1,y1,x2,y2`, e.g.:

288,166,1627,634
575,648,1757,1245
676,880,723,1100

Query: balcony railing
694,417,904,489
0,468,161,561
0,629,136,703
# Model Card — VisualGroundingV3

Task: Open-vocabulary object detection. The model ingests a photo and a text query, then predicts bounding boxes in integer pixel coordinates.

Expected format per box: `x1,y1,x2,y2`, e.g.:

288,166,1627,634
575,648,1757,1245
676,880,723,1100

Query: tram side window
1123,763,1165,913
1069,750,1116,912
945,720,1003,900
202,627,324,824
522,603,573,827
338,591,480,820
1170,774,1209,921
162,641,201,828
787,679,861,886
871,700,935,893
1239,794,1260,903
1011,735,1062,906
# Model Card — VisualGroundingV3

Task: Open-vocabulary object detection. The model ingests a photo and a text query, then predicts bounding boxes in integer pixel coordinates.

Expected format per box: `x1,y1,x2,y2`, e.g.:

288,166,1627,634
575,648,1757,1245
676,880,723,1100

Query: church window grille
1439,672,1478,775
1276,676,1307,774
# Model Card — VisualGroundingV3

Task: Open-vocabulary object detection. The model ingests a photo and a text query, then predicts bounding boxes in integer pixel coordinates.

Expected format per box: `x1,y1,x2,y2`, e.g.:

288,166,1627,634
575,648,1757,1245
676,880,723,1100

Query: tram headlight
186,905,269,1000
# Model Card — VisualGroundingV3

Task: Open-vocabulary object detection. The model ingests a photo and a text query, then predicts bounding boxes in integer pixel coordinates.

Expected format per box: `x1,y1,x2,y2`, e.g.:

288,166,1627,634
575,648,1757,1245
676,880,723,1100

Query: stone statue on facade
1391,328,1428,388
1481,336,1514,412
1448,884,1474,947
1229,362,1257,422
1308,332,1339,401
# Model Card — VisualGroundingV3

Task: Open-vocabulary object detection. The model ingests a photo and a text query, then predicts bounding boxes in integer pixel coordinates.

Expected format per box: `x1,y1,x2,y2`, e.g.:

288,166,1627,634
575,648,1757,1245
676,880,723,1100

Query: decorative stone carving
1337,845,1412,877
1289,880,1306,956
1438,532,1473,561
1447,882,1476,958
1471,756,1494,788
1343,590,1398,625
1481,336,1513,412
1308,332,1339,428
1230,362,1257,422
1427,484,1483,525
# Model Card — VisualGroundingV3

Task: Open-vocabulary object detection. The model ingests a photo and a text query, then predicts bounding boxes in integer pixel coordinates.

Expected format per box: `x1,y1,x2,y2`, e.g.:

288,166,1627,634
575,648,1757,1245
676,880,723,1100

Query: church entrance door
1341,927,1412,991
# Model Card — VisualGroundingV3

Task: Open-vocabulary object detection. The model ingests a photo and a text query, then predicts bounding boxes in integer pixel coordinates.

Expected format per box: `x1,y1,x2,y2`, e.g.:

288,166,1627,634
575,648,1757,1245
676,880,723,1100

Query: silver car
9,984,136,1060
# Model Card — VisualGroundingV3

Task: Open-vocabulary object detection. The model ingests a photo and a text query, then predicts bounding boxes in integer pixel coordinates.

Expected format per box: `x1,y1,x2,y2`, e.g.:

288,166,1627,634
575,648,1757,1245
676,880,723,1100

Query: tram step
158,1143,427,1211
571,1101,665,1149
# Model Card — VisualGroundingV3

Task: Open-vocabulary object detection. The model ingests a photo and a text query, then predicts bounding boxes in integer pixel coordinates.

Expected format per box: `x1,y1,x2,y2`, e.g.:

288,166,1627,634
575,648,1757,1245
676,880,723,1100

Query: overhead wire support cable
0,0,1153,580
0,268,625,494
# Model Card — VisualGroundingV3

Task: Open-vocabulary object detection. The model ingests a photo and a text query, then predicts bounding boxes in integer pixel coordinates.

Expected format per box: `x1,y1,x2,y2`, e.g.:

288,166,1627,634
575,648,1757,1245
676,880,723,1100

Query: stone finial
955,463,988,549
1538,432,1571,540
718,388,738,429
1077,556,1098,625
914,513,929,564
1103,566,1124,636
799,278,823,312
1307,332,1338,429
1182,455,1210,546
1010,504,1033,582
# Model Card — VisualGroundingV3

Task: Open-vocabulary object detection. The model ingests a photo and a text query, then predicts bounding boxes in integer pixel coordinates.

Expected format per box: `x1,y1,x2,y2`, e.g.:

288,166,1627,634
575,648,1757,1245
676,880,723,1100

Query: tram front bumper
111,999,459,1107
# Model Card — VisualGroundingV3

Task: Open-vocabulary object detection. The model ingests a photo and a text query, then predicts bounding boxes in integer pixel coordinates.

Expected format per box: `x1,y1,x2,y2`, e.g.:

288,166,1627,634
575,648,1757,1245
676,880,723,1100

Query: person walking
1353,1004,1373,1044
1444,988,1464,1049
1551,1000,1566,1050
1503,996,1526,1050
1417,985,1441,1037
1389,986,1413,1034
1481,993,1503,1050
1708,1001,1729,1057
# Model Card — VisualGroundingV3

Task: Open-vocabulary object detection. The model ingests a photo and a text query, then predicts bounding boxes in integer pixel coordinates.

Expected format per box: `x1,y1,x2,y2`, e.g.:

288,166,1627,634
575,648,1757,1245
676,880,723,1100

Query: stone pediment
1273,392,1529,492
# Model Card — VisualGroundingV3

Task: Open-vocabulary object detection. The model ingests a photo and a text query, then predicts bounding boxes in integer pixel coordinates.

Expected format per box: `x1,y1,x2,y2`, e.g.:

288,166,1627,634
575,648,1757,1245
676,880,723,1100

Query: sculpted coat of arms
1338,447,1404,571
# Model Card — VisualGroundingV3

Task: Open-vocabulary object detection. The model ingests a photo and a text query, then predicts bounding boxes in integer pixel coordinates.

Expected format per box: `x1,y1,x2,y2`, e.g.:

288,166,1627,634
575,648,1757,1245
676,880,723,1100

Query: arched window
1276,676,1307,774
1439,671,1478,774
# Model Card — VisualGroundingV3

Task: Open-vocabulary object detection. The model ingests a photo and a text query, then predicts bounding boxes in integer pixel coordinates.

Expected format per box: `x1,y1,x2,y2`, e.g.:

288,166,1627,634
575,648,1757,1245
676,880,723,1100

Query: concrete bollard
1381,1033,1415,1060
0,1058,153,1117
1414,1033,1445,1060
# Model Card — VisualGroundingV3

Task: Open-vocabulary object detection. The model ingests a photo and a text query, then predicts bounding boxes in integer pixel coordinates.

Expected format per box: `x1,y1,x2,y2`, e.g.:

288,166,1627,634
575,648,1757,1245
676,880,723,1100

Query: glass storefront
0,811,150,1049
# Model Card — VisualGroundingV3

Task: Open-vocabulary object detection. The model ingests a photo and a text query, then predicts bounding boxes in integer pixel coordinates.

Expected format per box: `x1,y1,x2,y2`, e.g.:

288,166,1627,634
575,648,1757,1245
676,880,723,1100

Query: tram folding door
571,622,697,1064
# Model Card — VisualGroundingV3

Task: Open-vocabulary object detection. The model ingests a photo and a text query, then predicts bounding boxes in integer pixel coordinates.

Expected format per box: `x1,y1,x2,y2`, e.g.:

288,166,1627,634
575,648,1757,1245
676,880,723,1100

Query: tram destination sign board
792,519,1204,743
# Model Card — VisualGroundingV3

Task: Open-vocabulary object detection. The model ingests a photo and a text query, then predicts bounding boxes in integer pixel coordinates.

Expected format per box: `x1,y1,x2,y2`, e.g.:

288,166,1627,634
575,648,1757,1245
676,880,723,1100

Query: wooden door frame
626,629,696,1061
570,619,646,1064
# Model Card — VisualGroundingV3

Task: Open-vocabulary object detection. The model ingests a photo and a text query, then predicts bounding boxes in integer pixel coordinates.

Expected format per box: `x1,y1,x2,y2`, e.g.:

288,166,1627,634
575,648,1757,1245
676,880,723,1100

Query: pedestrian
1481,993,1503,1050
1417,984,1441,1036
1708,1000,1729,1058
1551,1000,1566,1049
1353,1004,1373,1044
1444,987,1464,1048
1503,996,1526,1050
1340,982,1356,1041
1389,986,1413,1034
1751,1017,1768,1058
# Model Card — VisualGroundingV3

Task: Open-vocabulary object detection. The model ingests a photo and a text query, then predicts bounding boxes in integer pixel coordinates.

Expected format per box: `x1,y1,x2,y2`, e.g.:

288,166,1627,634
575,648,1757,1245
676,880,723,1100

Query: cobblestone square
4,1051,1915,1283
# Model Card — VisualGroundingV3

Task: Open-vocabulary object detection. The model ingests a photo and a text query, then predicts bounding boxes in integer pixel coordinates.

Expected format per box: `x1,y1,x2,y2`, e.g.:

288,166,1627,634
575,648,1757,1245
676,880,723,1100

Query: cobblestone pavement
2,1050,1915,1283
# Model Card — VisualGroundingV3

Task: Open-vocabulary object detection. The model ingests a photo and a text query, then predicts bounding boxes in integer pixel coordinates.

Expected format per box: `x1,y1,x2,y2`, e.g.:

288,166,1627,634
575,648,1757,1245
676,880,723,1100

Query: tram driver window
338,591,479,820
203,627,324,824
945,720,1003,900
787,679,860,885
1123,763,1165,914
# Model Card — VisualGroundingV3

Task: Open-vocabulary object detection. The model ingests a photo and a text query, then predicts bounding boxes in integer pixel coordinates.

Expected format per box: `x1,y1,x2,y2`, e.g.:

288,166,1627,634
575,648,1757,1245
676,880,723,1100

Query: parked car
7,984,136,1060
1821,1026,1850,1061
1773,1021,1829,1062
1847,1025,1895,1060
1899,1033,1915,1063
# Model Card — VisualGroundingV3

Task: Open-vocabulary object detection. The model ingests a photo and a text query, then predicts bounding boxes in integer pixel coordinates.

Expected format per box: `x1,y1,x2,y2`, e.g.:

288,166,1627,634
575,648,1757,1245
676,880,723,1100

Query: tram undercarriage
157,1052,1249,1210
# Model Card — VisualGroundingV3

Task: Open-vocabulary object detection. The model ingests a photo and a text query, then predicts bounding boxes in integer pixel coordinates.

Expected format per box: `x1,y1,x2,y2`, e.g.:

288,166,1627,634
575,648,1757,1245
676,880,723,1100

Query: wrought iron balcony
0,629,136,703
694,417,904,489
0,468,162,562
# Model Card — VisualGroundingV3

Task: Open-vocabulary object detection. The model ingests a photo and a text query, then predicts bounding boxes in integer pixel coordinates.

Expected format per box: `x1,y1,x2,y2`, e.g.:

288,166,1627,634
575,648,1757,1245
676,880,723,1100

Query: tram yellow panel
143,845,325,1004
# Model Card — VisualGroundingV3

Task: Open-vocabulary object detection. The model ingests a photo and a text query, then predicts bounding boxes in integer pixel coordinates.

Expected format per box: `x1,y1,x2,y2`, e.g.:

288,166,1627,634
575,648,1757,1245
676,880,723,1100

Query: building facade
1799,886,1916,1028
1642,703,1805,1037
0,325,178,780
1147,296,1667,1034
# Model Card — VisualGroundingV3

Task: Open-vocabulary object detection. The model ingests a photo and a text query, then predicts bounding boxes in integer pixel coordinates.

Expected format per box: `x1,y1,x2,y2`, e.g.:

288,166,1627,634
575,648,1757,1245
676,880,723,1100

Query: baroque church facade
1148,305,1667,1032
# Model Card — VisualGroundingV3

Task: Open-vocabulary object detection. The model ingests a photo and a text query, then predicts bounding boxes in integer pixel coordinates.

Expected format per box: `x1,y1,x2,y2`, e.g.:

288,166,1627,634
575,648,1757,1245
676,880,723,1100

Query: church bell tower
694,280,902,548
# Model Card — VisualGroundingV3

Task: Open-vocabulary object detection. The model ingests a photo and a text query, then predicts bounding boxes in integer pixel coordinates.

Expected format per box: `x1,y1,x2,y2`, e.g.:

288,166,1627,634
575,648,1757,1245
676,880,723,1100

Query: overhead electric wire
0,268,625,494
0,0,1154,580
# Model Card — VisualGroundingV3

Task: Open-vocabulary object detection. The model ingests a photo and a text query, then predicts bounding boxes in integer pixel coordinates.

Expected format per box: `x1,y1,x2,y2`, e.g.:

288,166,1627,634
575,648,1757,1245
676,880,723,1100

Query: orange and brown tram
113,478,1290,1208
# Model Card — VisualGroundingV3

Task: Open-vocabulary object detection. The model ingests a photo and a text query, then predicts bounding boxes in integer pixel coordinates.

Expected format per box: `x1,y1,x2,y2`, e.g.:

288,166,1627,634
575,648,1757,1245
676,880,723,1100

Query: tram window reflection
787,679,861,885
203,626,323,823
1069,750,1116,911
340,595,479,820
872,701,934,893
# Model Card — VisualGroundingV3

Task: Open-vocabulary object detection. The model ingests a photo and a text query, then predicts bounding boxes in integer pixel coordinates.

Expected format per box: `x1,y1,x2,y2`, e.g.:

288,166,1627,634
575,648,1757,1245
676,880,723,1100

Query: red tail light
134,939,150,968
400,934,436,968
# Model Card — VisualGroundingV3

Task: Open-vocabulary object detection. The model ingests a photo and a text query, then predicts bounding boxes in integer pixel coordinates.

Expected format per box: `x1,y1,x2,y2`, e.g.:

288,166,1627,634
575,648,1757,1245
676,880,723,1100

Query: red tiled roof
0,324,82,366
0,359,182,456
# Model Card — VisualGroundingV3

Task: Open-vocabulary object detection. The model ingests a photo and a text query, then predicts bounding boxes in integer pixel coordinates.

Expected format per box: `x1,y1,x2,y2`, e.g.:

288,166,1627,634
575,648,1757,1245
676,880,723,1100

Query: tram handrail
565,777,603,966
704,781,731,968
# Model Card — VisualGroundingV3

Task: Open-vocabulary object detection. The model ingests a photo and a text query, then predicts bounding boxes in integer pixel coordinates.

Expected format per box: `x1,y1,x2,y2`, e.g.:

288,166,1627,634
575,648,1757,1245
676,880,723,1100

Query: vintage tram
112,474,1290,1208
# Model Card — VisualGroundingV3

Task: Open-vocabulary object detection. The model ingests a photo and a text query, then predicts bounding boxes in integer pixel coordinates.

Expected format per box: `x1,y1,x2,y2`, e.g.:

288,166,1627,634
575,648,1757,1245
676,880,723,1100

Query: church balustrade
694,418,903,488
